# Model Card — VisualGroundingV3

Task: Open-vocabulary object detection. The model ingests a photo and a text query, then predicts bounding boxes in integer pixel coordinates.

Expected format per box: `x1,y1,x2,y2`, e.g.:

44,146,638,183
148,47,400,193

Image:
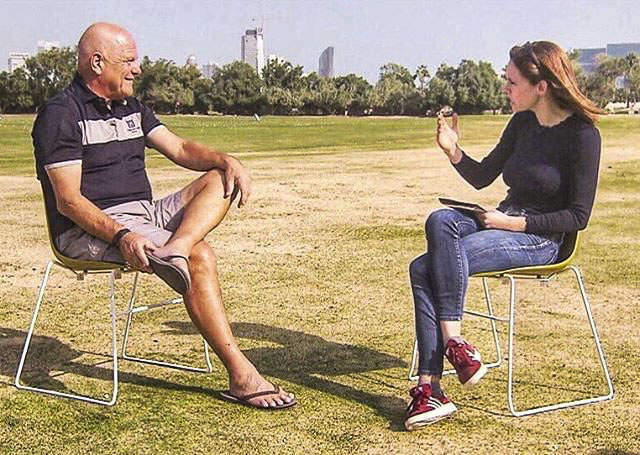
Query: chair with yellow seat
15,211,212,406
408,231,614,416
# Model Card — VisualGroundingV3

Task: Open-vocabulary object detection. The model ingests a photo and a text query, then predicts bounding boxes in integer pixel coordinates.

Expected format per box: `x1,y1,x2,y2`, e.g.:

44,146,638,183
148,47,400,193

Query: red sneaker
404,384,457,431
445,339,487,388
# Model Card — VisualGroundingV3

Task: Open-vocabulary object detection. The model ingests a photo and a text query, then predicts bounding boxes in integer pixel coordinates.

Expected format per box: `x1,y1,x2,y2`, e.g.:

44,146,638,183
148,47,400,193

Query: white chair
15,215,212,406
408,231,614,416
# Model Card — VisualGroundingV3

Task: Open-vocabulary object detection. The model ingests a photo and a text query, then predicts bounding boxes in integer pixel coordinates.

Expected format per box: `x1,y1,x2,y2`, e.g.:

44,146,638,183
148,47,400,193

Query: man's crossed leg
60,170,295,409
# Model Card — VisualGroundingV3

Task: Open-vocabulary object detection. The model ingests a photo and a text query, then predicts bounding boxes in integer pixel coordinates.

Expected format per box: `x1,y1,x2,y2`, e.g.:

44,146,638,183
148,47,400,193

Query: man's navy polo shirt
32,73,163,244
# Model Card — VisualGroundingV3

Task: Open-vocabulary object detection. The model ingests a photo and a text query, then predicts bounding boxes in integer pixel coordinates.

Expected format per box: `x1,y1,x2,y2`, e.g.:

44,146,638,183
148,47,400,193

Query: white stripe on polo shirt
44,159,83,170
78,112,144,146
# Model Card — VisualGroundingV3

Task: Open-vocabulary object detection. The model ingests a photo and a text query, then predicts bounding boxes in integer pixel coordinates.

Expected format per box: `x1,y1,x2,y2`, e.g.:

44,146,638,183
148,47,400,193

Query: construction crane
250,14,285,33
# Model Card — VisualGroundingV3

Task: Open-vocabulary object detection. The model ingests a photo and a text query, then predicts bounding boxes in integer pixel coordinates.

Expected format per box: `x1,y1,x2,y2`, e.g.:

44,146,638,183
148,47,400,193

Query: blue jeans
409,208,562,376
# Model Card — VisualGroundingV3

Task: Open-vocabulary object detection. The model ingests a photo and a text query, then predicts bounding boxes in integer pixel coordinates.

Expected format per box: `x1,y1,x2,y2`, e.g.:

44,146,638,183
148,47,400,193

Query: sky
2,0,640,82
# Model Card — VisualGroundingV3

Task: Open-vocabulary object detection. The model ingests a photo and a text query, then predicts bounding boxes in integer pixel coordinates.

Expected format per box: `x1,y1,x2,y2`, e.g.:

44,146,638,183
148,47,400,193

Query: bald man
32,23,295,409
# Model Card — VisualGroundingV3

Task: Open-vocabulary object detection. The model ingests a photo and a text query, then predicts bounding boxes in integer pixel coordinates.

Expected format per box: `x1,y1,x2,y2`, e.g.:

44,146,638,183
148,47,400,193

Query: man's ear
90,52,104,75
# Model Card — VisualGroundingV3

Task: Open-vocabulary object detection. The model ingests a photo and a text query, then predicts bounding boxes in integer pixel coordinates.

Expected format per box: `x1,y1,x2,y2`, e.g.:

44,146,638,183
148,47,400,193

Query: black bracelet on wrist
112,228,131,248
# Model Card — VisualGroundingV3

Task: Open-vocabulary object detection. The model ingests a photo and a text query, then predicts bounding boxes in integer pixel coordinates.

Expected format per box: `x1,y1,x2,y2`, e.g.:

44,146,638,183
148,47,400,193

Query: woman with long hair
405,41,605,430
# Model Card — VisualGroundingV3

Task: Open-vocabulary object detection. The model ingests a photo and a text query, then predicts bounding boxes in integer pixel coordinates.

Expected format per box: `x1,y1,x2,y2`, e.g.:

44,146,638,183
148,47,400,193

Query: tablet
438,197,487,213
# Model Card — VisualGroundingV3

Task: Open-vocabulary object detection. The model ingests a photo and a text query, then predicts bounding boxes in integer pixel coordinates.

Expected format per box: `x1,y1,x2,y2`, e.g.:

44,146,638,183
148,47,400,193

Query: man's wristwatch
112,228,131,248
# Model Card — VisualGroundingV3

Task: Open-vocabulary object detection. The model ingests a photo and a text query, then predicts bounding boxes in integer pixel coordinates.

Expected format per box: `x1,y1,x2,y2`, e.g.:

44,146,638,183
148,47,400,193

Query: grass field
0,114,638,454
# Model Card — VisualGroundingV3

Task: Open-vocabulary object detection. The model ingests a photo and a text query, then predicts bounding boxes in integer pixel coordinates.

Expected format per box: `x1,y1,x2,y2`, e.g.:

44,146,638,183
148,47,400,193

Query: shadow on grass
164,321,410,430
0,327,213,397
1,323,409,430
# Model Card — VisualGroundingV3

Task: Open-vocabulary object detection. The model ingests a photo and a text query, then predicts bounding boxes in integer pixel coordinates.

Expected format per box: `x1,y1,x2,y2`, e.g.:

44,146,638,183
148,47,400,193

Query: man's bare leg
152,170,294,407
150,169,230,287
184,241,294,407
159,169,232,255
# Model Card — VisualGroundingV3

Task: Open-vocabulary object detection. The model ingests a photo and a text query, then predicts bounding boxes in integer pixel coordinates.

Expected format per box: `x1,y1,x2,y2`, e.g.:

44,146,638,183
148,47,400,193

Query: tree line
1,47,639,115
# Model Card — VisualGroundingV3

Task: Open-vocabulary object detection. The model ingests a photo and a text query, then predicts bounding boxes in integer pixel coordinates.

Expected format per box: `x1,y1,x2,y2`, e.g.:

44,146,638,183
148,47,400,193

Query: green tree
425,63,458,113
262,59,304,91
434,63,457,85
0,69,34,113
375,63,417,115
628,60,640,105
583,55,626,106
25,47,76,109
174,64,204,113
262,59,304,114
211,61,266,114
454,60,504,114
334,73,376,115
415,65,431,91
621,53,639,104
299,72,322,114
379,63,415,86
301,77,350,115
265,86,303,115
192,77,215,114
426,76,456,112
135,57,197,114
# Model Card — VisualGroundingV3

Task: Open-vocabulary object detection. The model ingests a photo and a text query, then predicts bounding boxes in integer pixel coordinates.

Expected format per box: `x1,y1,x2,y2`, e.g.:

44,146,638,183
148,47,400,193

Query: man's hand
222,156,252,207
476,210,526,232
436,113,462,163
118,231,155,272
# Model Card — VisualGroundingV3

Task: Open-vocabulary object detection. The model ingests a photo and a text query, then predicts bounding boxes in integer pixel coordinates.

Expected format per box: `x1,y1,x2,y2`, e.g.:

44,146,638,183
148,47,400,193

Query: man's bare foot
228,372,296,409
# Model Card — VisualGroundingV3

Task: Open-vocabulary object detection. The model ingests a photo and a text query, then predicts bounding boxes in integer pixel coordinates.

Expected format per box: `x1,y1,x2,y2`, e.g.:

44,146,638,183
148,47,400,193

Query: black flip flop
219,385,297,410
147,253,191,295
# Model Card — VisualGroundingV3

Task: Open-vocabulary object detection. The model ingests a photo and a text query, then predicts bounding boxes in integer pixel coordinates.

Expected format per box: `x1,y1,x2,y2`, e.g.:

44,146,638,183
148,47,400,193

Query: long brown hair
509,41,605,124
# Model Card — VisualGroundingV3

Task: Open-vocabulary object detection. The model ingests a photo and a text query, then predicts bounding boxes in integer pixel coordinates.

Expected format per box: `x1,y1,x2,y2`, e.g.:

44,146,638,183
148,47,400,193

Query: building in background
318,46,334,78
575,42,640,73
201,61,220,79
607,42,640,58
8,52,30,72
186,55,197,67
241,27,265,74
37,40,60,53
574,47,606,74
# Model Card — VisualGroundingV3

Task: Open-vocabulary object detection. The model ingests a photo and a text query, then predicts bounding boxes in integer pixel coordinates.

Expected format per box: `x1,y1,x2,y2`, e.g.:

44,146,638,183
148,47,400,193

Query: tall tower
319,46,334,78
241,28,265,75
201,61,220,79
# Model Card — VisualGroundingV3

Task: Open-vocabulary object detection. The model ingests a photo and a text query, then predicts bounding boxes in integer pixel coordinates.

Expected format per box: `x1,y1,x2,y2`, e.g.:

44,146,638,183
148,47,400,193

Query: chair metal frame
408,231,615,416
15,241,212,406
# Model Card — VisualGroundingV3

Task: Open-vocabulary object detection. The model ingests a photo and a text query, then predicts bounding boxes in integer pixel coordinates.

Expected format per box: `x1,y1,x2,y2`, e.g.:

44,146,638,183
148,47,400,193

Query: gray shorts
57,190,185,264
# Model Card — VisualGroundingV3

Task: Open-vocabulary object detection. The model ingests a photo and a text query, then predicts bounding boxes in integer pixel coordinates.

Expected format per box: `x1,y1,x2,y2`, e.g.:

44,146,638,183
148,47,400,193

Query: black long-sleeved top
454,110,601,234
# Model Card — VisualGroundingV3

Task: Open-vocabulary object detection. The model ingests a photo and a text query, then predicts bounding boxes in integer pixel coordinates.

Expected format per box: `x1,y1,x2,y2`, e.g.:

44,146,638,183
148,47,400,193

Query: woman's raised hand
436,113,462,163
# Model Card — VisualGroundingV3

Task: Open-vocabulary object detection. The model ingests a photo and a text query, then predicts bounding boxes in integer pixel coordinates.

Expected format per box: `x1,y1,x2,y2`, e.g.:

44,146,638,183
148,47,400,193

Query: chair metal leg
408,265,614,417
15,261,119,406
480,277,503,370
569,265,615,401
408,277,505,382
121,273,213,373
506,268,615,416
506,275,518,416
408,339,419,381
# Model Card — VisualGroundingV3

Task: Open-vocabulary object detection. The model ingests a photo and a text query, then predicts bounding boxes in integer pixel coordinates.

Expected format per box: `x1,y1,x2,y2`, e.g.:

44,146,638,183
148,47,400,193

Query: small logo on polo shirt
125,117,142,135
